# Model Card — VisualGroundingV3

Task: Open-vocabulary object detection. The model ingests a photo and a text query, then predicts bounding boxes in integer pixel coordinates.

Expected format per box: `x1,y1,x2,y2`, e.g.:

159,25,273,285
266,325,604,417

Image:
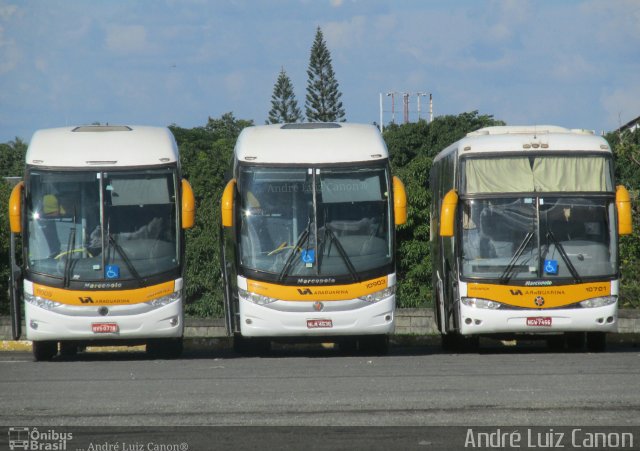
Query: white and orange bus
8,125,195,360
430,125,633,351
220,123,407,354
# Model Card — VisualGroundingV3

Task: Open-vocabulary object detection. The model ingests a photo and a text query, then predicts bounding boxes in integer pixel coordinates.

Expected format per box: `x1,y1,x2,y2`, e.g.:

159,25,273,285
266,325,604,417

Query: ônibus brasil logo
8,427,73,450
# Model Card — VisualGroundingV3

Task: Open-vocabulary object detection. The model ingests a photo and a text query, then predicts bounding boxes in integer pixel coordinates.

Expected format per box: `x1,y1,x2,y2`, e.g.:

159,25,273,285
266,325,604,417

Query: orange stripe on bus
32,281,175,306
246,276,389,301
467,281,611,308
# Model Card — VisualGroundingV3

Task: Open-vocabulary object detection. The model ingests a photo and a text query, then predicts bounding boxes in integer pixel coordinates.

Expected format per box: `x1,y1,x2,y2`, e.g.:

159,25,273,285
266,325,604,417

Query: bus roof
26,125,179,168
434,125,611,162
234,123,389,164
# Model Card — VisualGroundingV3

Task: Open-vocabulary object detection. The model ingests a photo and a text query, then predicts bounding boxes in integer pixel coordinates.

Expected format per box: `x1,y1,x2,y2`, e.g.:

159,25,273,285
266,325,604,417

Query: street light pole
379,93,384,133
416,92,427,121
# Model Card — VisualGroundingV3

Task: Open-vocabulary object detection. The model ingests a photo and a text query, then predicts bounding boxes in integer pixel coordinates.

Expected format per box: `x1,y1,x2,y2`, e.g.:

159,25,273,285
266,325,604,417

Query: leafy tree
170,113,253,316
0,138,27,177
0,139,26,314
384,112,504,308
266,68,302,124
606,127,640,307
305,27,345,122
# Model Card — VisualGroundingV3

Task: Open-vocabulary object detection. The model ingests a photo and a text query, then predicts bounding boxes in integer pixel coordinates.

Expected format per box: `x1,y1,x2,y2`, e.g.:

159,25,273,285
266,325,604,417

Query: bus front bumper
239,296,395,338
459,302,618,335
24,300,183,342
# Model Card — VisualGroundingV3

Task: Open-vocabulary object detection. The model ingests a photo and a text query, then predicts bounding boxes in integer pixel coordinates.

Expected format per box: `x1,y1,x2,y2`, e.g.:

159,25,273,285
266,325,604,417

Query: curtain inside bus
464,156,610,193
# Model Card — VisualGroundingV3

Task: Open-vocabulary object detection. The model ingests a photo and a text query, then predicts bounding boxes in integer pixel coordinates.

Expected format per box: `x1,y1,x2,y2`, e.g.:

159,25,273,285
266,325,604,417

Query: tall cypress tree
266,68,302,124
305,27,346,122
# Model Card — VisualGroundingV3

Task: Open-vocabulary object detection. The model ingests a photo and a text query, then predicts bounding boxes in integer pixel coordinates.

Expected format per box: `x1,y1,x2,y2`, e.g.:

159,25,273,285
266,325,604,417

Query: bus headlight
239,288,278,305
24,293,61,310
359,285,396,303
146,291,181,308
462,297,501,309
579,296,617,308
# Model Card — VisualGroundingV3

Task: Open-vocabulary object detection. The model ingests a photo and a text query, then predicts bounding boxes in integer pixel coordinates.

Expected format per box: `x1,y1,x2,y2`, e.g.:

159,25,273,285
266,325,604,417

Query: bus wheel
234,336,271,356
546,335,565,351
586,332,606,353
338,338,358,355
441,333,458,352
359,335,389,356
458,335,480,353
565,332,586,351
32,341,57,361
147,338,183,359
59,342,78,358
441,333,478,353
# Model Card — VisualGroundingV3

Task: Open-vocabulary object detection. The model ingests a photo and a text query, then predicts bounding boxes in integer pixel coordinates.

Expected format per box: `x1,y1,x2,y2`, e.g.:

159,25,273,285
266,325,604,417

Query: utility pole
380,91,432,126
416,92,427,121
386,92,397,124
379,93,384,133
429,93,433,123
402,93,410,124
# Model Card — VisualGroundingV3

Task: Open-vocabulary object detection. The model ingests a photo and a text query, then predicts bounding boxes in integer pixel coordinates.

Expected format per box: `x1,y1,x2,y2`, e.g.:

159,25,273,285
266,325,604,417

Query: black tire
546,335,565,351
565,332,586,351
147,338,183,359
359,335,389,356
233,335,271,356
59,342,78,358
441,333,458,352
586,332,607,353
32,341,57,361
338,338,358,355
458,335,480,353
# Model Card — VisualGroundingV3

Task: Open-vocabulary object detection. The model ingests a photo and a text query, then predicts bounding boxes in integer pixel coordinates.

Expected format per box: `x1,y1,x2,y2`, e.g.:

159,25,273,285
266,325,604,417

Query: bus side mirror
9,181,23,234
181,179,195,229
221,179,236,228
439,189,458,237
392,176,407,226
616,185,632,235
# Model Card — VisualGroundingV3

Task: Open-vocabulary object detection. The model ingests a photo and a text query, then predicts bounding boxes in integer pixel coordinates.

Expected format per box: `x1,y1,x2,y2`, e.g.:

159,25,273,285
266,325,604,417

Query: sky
1,0,640,143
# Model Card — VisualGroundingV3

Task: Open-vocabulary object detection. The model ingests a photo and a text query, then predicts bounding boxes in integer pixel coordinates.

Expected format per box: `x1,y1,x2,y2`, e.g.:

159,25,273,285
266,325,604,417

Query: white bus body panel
238,297,395,337
237,275,396,338
458,302,618,335
433,125,611,165
26,126,179,168
234,123,388,164
25,299,183,341
457,280,619,335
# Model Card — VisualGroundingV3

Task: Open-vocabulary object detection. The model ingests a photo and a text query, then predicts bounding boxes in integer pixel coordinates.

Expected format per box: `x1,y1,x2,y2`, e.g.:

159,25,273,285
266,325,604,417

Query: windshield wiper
107,233,144,287
62,226,76,288
545,231,582,283
319,225,359,282
278,218,312,283
499,231,534,284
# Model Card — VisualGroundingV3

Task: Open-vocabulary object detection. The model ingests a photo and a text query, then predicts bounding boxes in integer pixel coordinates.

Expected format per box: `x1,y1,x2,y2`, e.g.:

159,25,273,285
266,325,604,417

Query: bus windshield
238,165,393,280
460,197,617,281
26,168,179,284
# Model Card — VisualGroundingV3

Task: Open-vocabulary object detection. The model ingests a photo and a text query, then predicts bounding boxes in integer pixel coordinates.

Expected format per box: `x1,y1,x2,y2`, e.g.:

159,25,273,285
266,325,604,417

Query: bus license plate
526,317,552,327
92,323,119,334
307,319,333,329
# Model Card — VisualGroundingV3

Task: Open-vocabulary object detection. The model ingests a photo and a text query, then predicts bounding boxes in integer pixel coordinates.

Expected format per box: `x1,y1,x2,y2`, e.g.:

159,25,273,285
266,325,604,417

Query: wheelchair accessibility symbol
301,249,315,267
105,265,120,279
544,259,558,275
